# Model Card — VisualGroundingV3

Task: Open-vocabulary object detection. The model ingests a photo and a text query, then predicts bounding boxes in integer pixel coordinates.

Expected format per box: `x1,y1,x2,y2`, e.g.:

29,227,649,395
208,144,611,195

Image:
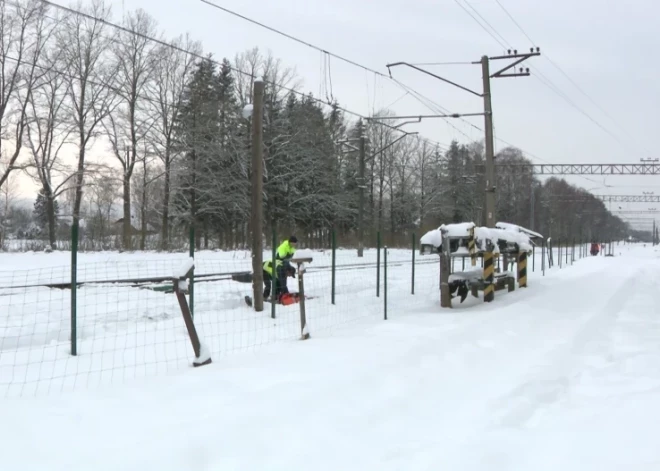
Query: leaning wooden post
173,257,211,367
440,231,452,308
292,255,313,340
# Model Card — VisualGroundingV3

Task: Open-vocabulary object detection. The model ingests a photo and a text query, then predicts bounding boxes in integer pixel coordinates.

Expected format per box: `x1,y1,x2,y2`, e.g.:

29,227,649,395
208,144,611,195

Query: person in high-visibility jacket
276,235,298,261
263,259,295,300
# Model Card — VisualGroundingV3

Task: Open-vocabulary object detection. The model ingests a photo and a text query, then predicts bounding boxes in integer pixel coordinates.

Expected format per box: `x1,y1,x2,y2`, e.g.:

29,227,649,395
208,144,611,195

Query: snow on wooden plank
175,257,194,278
495,222,543,239
420,229,442,247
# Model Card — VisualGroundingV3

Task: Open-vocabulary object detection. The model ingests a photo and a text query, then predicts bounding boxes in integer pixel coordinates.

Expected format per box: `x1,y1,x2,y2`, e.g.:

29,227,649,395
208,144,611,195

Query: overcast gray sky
40,0,660,227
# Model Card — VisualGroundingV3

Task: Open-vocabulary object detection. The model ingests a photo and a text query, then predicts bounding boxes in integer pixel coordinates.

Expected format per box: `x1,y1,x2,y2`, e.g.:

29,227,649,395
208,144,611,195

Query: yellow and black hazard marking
483,251,495,302
518,251,527,288
468,227,477,266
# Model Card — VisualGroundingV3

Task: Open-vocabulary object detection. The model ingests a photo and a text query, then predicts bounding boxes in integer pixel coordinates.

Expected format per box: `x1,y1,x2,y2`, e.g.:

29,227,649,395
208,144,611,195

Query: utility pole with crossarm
480,48,540,227
387,47,541,227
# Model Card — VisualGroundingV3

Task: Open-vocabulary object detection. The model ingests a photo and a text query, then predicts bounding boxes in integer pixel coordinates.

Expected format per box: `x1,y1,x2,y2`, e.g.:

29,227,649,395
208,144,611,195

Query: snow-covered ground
0,247,441,397
3,243,659,470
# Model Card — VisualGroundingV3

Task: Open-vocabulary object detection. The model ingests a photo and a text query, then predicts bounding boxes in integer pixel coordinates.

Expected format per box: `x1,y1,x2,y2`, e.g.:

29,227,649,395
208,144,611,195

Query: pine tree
33,188,59,242
172,57,221,248
201,58,245,245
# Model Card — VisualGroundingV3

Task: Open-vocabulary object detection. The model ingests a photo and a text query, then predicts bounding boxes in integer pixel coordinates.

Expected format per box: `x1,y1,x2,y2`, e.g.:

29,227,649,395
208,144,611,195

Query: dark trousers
263,268,288,299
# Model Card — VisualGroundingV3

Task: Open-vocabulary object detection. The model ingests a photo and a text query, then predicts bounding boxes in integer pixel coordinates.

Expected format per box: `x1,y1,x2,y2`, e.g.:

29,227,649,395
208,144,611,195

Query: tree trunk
73,142,86,230
190,150,201,250
389,184,395,241
217,228,223,250
140,163,147,250
122,176,131,250
242,222,248,249
161,156,171,251
46,191,57,250
203,215,208,249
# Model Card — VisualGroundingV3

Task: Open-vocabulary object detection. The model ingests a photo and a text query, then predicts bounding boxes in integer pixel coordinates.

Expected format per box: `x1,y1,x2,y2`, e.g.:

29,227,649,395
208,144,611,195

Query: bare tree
131,147,162,250
387,135,417,241
147,34,200,250
414,139,444,230
0,171,20,246
0,171,19,219
104,9,157,250
86,167,119,248
367,116,396,234
25,12,75,249
234,48,299,105
58,0,116,230
0,0,52,190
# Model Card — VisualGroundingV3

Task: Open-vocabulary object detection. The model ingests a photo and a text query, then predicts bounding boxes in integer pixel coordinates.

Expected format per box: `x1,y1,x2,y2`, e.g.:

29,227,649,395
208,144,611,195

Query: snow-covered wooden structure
419,222,543,307
419,221,540,258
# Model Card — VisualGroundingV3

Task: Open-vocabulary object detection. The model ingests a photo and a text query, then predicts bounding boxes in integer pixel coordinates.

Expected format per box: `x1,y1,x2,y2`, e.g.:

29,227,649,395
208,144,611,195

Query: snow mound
439,222,476,237
194,342,211,364
420,229,442,247
496,221,543,239
448,268,483,283
292,249,314,261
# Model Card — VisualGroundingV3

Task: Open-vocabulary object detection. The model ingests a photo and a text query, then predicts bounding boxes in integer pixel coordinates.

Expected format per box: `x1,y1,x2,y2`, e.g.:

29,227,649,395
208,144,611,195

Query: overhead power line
454,0,628,147
199,0,385,79
492,0,650,155
34,0,365,118
409,61,474,66
449,0,643,188
197,0,468,146
456,0,625,148
33,0,449,149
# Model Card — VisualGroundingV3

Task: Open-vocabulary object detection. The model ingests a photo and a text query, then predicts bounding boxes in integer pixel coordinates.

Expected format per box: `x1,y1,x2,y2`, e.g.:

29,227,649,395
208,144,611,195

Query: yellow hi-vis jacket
276,240,296,260
263,259,282,276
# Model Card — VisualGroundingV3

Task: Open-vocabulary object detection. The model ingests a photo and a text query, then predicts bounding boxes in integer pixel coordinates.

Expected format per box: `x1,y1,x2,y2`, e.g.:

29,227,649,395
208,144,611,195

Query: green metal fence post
331,229,336,305
376,231,381,297
384,246,388,320
70,223,78,356
411,232,416,295
271,229,277,319
189,226,195,319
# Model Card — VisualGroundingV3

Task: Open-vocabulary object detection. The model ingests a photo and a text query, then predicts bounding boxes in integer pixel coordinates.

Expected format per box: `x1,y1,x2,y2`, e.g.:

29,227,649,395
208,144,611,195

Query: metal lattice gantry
543,195,660,203
492,163,660,175
597,195,660,203
611,211,660,215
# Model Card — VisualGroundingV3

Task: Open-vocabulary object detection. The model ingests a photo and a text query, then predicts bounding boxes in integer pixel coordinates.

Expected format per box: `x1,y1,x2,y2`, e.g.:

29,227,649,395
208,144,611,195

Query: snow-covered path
2,247,660,470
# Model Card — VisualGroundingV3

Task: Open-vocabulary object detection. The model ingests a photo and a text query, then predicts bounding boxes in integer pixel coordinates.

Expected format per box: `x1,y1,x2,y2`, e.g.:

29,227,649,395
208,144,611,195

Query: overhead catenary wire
33,0,370,119
197,0,471,147
199,0,391,81
454,0,630,149
30,0,448,150
450,0,634,186
466,0,643,156
409,62,474,66
494,0,651,156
